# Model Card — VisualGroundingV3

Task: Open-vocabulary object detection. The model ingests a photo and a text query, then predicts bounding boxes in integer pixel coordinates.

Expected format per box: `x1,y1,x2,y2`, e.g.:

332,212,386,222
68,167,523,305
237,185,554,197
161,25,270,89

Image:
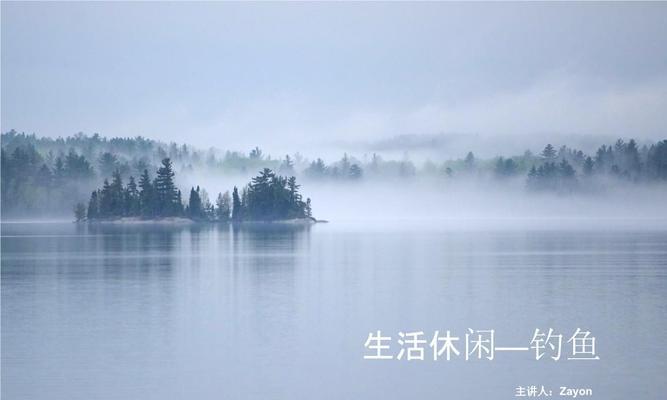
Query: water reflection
2,222,666,399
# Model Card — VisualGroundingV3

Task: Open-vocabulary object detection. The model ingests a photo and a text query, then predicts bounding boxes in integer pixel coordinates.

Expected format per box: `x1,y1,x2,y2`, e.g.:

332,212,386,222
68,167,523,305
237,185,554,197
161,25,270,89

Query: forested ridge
2,130,666,219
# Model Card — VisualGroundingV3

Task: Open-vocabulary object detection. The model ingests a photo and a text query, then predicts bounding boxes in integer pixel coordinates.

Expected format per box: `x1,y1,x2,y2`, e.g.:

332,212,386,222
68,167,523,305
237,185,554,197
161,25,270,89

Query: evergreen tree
614,139,626,154
125,176,140,216
232,186,242,221
242,169,310,220
279,155,295,175
349,164,363,180
249,146,263,160
109,170,124,216
583,157,594,176
176,190,184,215
87,191,99,220
625,139,641,177
138,169,154,217
99,179,112,217
188,186,203,220
64,149,95,180
526,160,577,192
36,164,53,189
559,159,576,180
305,198,312,218
495,157,517,177
53,157,65,185
647,140,667,179
464,152,475,170
541,144,557,160
98,152,119,178
153,158,178,216
305,158,327,179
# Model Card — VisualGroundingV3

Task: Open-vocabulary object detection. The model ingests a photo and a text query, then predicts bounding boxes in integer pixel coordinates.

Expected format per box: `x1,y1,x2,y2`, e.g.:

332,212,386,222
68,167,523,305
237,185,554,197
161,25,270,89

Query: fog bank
302,180,667,230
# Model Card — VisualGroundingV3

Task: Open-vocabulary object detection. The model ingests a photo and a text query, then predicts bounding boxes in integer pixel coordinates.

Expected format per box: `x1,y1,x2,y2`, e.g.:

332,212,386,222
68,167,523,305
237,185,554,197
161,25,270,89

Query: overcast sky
2,2,666,152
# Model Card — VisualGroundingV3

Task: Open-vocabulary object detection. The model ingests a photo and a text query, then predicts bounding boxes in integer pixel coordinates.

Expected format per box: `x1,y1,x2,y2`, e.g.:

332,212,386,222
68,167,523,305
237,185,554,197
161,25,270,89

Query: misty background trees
2,129,667,218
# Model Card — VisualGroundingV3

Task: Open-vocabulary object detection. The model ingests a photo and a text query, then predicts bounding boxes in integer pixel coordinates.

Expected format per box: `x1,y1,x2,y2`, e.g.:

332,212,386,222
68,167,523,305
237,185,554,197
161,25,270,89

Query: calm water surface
2,222,666,399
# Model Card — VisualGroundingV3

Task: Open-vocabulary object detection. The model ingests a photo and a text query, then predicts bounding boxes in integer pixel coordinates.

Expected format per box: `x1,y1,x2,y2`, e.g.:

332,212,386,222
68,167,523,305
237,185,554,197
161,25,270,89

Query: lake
2,221,666,399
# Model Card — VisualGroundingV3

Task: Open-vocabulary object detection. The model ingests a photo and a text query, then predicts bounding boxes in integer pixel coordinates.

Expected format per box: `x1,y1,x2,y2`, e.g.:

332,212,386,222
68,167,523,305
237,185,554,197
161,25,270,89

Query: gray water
2,222,666,399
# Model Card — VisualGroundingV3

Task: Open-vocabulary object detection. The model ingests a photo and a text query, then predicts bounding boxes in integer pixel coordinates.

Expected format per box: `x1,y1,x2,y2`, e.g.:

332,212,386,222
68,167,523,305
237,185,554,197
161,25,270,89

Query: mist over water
309,181,667,227
178,166,667,230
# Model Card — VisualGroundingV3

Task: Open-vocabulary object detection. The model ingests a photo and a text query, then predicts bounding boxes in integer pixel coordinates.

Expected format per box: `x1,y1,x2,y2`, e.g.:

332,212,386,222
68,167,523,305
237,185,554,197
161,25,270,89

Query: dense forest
2,130,666,218
78,160,313,223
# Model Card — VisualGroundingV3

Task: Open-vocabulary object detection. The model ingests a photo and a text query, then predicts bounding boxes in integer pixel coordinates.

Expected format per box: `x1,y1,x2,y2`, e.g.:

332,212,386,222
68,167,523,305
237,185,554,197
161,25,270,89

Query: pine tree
99,179,112,217
153,158,178,216
36,164,53,189
241,169,311,220
176,190,183,215
349,164,363,179
305,158,327,179
87,191,99,220
583,157,594,176
109,170,124,216
138,169,153,217
647,140,667,179
279,155,295,175
464,152,475,170
232,186,242,221
125,176,139,216
559,159,576,179
305,198,312,218
541,144,557,160
98,152,119,178
249,146,263,160
625,139,641,176
188,186,203,220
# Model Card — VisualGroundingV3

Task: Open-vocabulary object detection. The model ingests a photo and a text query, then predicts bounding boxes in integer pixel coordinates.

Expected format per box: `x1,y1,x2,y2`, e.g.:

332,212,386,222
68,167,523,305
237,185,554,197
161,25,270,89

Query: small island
75,158,316,224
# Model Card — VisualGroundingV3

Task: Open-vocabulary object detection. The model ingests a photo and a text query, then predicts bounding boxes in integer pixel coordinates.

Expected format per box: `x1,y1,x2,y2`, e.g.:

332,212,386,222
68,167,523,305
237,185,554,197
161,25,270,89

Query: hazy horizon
2,2,667,156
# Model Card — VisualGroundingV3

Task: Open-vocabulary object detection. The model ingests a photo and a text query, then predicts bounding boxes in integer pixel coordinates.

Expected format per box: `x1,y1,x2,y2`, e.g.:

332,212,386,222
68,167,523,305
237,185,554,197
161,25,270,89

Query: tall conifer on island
125,176,140,216
187,186,203,220
138,169,154,217
87,191,99,220
153,158,179,216
232,186,242,221
99,179,112,218
109,170,124,216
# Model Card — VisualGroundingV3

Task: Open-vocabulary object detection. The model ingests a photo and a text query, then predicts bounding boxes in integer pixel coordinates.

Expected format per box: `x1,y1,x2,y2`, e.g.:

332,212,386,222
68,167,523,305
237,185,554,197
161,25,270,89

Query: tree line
2,145,95,216
76,160,313,223
3,130,667,217
525,139,667,193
